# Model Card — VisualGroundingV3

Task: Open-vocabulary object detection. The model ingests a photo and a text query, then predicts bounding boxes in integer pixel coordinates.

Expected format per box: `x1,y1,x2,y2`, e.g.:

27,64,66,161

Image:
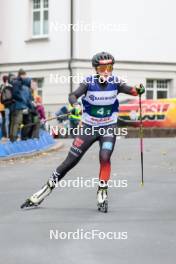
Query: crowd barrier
0,130,55,158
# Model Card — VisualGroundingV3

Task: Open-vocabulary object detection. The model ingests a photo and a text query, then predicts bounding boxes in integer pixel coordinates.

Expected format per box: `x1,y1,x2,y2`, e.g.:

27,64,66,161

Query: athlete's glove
135,84,145,95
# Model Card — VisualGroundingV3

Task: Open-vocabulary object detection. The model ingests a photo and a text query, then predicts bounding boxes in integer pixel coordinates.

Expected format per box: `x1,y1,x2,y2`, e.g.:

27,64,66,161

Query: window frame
32,0,49,38
146,79,170,99
33,77,44,98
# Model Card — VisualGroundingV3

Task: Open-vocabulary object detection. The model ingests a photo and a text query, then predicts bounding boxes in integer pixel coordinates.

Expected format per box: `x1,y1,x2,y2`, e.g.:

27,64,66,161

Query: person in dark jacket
9,69,33,142
0,75,12,140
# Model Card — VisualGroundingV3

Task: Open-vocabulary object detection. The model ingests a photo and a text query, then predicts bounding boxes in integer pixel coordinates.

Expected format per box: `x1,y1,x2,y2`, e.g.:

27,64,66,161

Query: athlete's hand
135,84,145,95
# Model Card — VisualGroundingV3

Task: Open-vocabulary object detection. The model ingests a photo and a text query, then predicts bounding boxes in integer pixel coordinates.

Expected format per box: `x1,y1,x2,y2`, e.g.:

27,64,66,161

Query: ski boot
20,171,59,209
97,181,108,213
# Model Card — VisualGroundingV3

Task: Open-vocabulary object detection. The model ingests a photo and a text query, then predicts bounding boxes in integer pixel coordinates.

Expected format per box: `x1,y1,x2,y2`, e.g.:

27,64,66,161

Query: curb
0,141,64,162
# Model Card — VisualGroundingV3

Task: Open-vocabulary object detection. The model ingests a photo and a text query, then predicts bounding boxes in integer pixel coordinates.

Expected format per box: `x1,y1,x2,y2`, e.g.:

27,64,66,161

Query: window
156,80,168,99
32,0,49,37
146,80,153,88
33,78,44,97
146,79,170,99
146,80,154,99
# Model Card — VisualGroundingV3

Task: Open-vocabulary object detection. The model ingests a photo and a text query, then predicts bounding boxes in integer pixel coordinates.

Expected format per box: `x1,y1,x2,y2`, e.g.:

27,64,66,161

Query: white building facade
0,0,176,115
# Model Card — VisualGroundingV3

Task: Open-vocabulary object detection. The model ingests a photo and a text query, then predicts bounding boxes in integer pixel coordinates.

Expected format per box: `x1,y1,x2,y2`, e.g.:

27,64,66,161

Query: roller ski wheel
20,180,55,209
21,198,37,209
97,199,108,213
20,198,44,209
97,181,108,213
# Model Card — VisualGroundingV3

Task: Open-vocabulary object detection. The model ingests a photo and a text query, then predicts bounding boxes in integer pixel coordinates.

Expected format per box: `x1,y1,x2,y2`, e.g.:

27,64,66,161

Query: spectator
0,95,5,139
15,70,40,140
21,106,40,140
7,73,16,135
68,99,82,133
0,107,3,139
35,96,46,130
55,105,69,123
0,75,13,140
9,69,34,142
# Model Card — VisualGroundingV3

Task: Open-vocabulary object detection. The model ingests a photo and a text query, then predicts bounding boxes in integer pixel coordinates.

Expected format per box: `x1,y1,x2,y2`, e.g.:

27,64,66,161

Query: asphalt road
0,138,176,264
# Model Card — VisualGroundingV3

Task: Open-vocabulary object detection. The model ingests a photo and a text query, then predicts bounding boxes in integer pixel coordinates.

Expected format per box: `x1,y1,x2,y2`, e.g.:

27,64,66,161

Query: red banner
119,98,176,128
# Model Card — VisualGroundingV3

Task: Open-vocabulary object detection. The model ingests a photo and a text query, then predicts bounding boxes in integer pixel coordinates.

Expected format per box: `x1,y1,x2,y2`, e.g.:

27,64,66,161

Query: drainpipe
69,0,74,93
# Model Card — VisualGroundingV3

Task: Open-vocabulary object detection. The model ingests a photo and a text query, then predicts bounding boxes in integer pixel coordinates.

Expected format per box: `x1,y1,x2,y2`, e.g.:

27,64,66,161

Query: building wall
1,0,176,63
89,0,176,62
0,0,70,63
1,59,176,116
0,0,176,117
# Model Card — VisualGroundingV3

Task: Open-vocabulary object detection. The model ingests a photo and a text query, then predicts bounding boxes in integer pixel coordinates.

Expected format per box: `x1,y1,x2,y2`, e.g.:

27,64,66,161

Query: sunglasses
96,64,113,73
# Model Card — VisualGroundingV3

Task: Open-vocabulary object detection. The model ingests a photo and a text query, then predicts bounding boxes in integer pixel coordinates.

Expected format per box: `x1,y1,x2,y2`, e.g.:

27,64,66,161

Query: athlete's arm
68,82,88,105
118,80,145,96
118,81,138,96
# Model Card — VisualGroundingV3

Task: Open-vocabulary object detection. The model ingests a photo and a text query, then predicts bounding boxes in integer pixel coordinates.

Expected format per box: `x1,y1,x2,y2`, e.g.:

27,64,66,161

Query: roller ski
97,181,108,213
20,172,59,209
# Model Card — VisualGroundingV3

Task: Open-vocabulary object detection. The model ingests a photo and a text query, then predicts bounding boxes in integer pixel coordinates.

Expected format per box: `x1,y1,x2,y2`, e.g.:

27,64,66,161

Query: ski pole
44,113,71,123
139,93,144,186
20,113,71,129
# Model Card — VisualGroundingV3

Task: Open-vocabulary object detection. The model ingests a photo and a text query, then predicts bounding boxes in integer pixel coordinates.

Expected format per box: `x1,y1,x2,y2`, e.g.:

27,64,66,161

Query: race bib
91,105,112,117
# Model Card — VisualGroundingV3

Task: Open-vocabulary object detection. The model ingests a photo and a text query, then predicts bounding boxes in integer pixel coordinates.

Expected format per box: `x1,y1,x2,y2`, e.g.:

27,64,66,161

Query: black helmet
92,52,115,67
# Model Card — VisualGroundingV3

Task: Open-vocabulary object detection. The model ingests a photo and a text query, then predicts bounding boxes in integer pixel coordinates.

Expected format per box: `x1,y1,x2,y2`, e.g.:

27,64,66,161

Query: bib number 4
91,106,112,117
97,107,104,115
